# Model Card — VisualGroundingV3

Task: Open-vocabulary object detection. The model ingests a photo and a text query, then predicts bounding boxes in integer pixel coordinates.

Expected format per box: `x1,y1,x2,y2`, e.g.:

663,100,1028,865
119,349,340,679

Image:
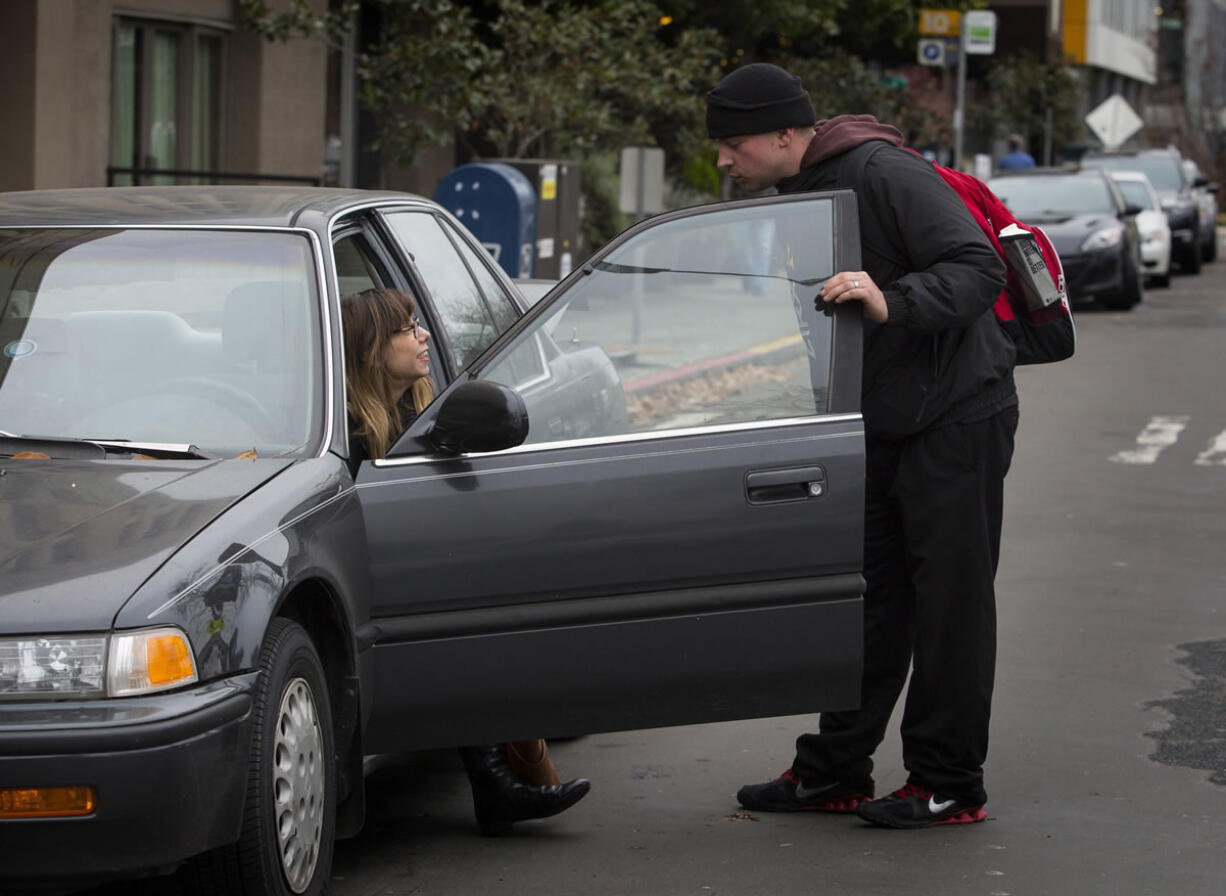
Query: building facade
0,0,332,193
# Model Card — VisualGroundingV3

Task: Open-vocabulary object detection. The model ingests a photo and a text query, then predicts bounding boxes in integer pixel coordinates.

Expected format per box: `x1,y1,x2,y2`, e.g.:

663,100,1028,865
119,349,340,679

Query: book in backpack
841,141,1075,366
932,161,1074,365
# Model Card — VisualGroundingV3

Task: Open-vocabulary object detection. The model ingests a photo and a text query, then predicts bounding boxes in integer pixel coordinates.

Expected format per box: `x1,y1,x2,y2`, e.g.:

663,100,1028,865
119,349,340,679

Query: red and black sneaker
855,783,987,829
736,769,871,813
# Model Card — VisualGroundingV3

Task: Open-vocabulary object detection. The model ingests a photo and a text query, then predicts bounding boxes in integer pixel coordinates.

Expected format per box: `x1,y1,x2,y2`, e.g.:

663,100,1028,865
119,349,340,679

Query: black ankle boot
458,744,591,836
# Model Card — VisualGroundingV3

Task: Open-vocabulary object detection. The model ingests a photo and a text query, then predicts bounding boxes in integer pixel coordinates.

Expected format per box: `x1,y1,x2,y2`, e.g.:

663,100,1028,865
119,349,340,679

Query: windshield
988,175,1116,219
0,229,322,458
1084,154,1184,193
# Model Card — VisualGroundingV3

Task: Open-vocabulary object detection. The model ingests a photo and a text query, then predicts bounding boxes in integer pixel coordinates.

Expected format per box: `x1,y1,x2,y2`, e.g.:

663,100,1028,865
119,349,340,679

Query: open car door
356,190,865,750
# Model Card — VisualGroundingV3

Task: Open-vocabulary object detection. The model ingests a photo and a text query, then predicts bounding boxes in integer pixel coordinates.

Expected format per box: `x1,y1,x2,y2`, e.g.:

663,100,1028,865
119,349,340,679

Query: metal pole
631,148,645,345
954,21,967,171
1044,106,1054,167
339,16,357,187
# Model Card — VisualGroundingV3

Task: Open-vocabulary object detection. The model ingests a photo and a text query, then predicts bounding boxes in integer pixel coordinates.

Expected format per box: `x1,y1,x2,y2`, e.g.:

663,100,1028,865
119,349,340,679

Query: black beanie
706,63,816,139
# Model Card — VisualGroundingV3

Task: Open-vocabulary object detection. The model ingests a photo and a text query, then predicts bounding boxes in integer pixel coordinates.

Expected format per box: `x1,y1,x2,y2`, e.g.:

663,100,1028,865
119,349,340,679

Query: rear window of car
1115,179,1157,210
1084,154,1184,193
0,228,323,458
988,175,1116,218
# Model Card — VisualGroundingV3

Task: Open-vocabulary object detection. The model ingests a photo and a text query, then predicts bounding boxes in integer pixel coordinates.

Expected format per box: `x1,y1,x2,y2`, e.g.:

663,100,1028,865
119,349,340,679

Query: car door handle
745,466,826,504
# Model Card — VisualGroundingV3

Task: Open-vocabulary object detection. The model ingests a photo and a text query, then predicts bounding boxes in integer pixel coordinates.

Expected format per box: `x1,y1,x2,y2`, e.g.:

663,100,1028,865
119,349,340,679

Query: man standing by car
707,63,1019,828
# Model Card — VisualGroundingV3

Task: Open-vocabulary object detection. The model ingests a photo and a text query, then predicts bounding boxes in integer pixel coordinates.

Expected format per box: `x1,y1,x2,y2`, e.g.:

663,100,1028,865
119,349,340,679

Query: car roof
989,166,1107,179
0,186,434,229
1084,147,1177,158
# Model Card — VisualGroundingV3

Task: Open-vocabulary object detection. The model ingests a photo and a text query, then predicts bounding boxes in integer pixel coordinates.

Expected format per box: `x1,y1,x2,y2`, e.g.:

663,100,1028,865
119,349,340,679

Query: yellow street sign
919,8,961,36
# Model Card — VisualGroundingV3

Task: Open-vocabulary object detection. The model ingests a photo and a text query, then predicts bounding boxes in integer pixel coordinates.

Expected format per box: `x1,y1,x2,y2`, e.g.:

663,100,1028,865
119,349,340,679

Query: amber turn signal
0,785,96,818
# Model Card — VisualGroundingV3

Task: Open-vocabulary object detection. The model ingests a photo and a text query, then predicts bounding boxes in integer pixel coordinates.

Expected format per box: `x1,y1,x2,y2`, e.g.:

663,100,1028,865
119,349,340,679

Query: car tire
179,618,336,896
1149,271,1172,289
1182,243,1202,275
1205,235,1218,263
1102,255,1144,311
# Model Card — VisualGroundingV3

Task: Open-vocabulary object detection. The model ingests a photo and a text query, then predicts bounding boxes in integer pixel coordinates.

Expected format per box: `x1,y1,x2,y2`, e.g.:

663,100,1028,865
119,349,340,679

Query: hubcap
272,676,324,893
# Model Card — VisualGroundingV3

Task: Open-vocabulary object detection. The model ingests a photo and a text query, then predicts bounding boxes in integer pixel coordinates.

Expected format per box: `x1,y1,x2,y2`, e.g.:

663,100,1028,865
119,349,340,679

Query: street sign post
917,38,951,66
954,11,996,169
964,10,997,54
919,8,960,36
1085,94,1144,150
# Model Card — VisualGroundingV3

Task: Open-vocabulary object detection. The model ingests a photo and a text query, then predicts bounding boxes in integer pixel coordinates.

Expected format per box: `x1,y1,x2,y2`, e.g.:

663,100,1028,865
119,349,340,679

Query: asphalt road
67,235,1226,896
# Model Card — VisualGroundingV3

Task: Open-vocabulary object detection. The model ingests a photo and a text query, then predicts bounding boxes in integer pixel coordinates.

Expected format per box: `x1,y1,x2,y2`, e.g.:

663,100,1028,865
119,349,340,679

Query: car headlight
0,627,197,699
1081,226,1124,252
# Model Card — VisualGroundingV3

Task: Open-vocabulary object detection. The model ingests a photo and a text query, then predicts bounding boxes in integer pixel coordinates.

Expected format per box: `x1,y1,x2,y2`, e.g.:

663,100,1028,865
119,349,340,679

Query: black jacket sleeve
862,148,1006,331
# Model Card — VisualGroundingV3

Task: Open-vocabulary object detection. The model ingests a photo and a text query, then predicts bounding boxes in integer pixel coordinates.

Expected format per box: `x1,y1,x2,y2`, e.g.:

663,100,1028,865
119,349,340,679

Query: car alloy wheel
180,618,337,896
273,676,326,892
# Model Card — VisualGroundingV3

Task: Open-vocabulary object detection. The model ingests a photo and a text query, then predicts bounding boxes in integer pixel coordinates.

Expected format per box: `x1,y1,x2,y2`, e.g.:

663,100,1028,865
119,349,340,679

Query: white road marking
1194,430,1226,466
1110,415,1190,464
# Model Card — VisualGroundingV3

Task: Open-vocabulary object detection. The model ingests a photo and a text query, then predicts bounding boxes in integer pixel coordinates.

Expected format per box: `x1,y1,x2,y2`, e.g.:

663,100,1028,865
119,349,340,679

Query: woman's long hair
341,287,435,460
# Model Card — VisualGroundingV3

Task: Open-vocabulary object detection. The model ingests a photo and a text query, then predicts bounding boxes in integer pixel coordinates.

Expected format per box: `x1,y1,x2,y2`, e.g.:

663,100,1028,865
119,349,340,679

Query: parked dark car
0,186,866,894
1180,157,1220,263
1081,148,1203,274
988,167,1145,310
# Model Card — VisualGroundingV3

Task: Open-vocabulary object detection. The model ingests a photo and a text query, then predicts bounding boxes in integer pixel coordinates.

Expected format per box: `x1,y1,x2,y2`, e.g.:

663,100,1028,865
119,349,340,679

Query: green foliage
240,0,1064,248
973,51,1084,155
238,0,358,46
356,1,491,162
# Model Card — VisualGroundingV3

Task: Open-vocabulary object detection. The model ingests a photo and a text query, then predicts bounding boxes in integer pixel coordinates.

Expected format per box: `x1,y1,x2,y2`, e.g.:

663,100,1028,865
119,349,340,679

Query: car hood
0,458,293,632
1032,213,1121,254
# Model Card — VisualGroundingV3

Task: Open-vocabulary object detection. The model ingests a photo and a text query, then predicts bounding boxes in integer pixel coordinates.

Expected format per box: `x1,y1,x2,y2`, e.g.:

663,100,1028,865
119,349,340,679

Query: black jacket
778,115,1015,441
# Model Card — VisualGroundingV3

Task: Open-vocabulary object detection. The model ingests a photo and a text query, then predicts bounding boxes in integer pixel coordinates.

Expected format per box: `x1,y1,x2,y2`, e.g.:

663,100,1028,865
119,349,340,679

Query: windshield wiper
0,434,211,460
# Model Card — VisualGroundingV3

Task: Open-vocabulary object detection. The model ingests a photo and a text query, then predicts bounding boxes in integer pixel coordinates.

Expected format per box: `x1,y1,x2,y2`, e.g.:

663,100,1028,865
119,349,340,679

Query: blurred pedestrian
998,134,1036,170
706,63,1018,829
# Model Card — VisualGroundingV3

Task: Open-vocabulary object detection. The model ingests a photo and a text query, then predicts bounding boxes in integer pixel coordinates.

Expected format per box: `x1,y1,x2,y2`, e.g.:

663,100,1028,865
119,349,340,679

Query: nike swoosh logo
795,781,840,799
928,796,957,813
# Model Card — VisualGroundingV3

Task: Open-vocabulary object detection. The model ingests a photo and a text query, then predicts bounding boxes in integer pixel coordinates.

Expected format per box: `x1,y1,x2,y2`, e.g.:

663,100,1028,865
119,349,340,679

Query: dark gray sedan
0,186,865,894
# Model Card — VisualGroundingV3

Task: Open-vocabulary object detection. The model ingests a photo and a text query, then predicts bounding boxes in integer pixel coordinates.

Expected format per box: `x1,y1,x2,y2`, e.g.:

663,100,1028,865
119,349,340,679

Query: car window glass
441,218,521,332
990,175,1115,217
479,199,837,445
334,233,386,296
1085,154,1183,193
1116,180,1154,210
381,211,507,369
0,229,321,457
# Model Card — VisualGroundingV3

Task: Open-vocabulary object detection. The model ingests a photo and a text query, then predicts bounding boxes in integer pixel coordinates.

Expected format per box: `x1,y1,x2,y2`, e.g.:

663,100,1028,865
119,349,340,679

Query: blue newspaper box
434,163,537,278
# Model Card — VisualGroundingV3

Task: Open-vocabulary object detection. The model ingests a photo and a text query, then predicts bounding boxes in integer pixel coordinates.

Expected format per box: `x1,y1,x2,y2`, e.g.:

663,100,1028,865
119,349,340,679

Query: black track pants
793,405,1019,805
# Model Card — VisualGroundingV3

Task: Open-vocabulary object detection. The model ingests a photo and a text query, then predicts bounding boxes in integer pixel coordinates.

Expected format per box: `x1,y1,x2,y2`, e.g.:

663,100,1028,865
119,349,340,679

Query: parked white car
1111,170,1172,288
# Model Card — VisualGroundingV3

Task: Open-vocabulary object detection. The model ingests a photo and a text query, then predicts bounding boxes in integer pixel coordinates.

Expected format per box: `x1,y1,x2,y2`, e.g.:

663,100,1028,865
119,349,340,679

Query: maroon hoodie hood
800,114,904,167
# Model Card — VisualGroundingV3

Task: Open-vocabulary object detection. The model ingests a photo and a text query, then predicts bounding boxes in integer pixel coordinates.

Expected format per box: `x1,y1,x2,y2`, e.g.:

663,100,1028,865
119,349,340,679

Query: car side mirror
428,380,528,457
1123,203,1144,217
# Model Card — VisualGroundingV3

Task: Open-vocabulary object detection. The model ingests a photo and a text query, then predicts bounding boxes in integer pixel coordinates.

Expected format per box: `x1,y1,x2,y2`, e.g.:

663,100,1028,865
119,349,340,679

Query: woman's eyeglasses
398,315,422,337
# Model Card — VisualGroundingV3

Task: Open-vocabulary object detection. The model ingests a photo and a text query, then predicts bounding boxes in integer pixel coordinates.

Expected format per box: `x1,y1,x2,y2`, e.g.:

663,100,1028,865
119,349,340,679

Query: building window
111,18,225,185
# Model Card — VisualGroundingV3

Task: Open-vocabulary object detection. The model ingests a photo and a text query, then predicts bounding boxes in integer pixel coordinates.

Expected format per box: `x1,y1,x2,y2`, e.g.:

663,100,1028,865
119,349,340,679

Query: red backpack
839,142,1075,366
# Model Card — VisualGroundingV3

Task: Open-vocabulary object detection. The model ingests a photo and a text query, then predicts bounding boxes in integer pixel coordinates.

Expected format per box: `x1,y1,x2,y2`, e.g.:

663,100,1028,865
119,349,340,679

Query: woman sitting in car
340,286,590,835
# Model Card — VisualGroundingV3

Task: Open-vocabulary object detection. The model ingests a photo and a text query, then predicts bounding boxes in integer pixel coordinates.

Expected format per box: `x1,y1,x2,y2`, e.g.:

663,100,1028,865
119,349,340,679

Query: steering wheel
143,377,274,436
